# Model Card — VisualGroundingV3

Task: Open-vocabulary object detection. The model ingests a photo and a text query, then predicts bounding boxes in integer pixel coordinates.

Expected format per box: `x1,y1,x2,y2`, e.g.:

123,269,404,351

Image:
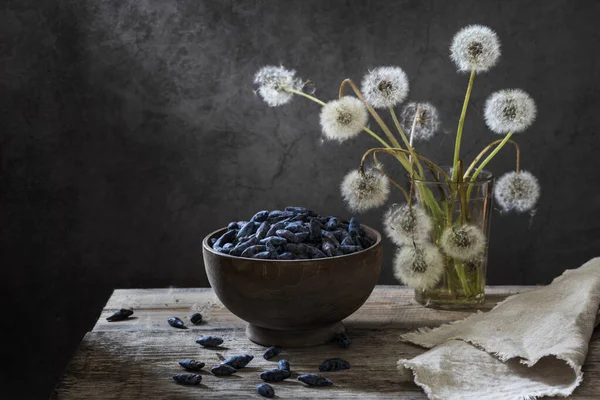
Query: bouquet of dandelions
253,25,540,306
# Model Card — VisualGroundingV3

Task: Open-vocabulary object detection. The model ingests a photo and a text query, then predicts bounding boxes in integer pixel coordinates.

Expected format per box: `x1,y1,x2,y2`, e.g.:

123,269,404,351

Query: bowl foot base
245,322,345,348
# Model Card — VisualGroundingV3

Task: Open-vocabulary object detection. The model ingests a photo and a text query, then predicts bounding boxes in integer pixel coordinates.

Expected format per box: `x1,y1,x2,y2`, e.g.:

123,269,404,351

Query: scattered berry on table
256,383,275,398
260,368,291,382
334,332,351,348
319,358,350,372
277,359,290,371
178,359,205,371
298,373,333,386
263,346,281,360
172,373,202,385
223,354,254,369
196,336,223,347
167,317,186,329
190,313,203,325
211,363,237,376
106,309,133,322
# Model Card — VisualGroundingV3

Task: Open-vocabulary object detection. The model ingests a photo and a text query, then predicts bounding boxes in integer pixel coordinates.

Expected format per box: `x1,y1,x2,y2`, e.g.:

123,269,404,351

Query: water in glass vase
411,168,493,308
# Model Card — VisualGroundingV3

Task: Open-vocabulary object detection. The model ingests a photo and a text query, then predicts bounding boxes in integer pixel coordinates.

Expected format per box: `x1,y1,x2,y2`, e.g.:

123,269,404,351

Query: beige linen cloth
398,257,600,400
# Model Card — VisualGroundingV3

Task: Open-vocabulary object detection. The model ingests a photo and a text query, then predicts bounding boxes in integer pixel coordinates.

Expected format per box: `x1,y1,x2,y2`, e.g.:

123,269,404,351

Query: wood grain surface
51,286,600,399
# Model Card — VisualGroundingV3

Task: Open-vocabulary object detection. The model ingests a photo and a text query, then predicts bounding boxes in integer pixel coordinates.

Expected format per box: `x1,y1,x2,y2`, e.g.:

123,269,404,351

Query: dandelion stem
338,79,349,100
407,105,420,172
389,107,425,179
361,148,448,222
451,70,476,182
363,127,392,149
388,107,412,154
455,263,473,297
361,129,419,176
466,132,514,199
463,139,521,179
284,88,327,106
372,153,411,203
407,105,422,205
360,148,451,182
457,160,469,223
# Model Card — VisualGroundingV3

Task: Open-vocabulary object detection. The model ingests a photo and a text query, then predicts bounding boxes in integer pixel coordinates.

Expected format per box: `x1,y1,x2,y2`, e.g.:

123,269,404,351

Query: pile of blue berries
210,207,375,260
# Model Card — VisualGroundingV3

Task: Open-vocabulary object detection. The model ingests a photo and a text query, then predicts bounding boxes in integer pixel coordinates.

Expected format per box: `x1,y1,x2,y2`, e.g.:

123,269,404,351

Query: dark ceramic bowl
202,225,382,347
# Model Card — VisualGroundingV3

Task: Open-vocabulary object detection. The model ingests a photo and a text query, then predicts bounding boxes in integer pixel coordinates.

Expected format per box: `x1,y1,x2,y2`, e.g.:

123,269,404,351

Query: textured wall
3,0,600,397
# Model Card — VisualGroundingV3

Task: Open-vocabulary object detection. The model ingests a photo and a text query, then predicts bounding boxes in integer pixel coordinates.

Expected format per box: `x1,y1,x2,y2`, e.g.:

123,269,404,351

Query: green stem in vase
466,131,514,200
455,262,473,297
390,104,443,221
456,160,469,223
361,148,451,183
363,127,393,149
372,152,411,203
451,70,476,182
389,106,425,179
475,261,483,294
463,139,521,179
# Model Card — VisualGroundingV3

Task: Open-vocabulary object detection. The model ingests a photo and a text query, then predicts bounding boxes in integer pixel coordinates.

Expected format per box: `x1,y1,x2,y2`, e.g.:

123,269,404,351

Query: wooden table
52,286,600,399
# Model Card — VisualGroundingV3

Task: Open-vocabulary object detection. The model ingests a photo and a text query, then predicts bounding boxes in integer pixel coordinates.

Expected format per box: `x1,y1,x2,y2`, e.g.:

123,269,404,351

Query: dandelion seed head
320,96,369,142
361,66,410,109
400,102,441,141
383,203,433,246
340,168,390,212
484,89,537,134
494,170,540,213
393,244,444,290
450,25,501,73
440,224,486,260
254,65,304,107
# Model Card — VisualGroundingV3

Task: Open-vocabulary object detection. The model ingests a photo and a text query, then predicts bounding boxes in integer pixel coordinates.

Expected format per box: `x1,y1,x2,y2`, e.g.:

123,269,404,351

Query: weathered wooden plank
95,286,536,332
51,327,600,399
54,286,600,399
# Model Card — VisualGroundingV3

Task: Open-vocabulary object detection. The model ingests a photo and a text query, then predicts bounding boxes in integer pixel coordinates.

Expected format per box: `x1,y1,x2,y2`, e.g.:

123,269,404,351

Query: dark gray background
3,0,600,398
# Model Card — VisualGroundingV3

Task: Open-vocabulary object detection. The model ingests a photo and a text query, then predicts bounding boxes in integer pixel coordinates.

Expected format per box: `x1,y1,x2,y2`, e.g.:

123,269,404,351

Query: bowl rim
202,224,382,262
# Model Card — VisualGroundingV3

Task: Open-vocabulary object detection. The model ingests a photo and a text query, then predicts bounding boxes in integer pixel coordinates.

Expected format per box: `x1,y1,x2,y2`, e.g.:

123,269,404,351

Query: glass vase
411,168,494,308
